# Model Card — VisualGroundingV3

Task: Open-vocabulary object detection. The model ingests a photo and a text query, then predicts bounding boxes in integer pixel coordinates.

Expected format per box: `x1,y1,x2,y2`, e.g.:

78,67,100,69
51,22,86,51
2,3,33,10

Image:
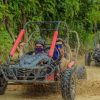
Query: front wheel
60,67,76,100
0,75,7,95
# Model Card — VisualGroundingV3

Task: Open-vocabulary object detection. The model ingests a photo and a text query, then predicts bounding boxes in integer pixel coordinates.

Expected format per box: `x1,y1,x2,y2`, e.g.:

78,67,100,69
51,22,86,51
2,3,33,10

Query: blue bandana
56,44,62,49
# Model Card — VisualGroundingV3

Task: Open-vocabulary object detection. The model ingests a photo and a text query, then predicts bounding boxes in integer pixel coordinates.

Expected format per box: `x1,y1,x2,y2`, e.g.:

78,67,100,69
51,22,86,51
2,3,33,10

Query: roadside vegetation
0,0,100,62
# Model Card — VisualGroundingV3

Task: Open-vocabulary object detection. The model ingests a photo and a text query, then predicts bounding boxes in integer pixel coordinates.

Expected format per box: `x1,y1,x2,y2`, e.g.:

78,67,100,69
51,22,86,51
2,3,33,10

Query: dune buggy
85,26,100,66
0,21,86,100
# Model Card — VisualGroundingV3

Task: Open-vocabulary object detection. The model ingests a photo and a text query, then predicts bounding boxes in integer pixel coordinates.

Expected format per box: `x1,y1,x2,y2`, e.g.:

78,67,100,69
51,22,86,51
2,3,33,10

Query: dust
76,80,100,96
75,66,100,100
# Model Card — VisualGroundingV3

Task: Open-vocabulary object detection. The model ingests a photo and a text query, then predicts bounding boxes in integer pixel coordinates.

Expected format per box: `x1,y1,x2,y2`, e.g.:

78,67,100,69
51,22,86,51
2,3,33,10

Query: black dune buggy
0,21,86,100
85,26,100,66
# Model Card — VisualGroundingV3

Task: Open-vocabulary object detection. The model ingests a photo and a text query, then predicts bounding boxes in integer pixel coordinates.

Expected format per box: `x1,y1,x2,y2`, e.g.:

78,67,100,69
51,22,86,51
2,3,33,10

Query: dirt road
0,64,100,100
76,67,100,100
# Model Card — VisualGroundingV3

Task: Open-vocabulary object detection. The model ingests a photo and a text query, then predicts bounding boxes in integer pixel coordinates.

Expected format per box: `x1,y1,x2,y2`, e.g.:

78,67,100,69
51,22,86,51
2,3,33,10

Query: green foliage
87,0,100,22
0,0,100,62
0,31,12,63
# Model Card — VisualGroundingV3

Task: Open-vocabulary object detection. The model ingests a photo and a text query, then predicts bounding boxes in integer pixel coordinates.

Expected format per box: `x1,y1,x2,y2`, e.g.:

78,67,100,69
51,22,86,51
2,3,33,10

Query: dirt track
76,67,100,100
0,61,100,100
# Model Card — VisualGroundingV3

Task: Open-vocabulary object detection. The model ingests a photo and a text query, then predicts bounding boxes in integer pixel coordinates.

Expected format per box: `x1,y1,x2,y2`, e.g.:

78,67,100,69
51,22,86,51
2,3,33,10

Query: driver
34,39,45,54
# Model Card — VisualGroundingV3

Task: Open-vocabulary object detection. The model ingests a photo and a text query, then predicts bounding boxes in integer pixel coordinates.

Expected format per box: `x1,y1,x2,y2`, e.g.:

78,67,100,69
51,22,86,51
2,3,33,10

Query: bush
0,31,12,63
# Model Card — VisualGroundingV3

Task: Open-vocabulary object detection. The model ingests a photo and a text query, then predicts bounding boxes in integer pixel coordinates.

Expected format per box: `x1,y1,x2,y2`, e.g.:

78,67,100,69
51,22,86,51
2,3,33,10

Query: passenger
56,38,65,57
56,38,70,70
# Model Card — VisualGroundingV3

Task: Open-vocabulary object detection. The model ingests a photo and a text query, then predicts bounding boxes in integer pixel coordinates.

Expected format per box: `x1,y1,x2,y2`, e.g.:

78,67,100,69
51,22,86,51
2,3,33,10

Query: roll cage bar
23,21,68,31
7,21,80,64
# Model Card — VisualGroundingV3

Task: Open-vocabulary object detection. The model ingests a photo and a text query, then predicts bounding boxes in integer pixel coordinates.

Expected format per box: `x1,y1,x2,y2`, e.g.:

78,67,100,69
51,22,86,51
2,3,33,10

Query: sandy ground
0,58,100,100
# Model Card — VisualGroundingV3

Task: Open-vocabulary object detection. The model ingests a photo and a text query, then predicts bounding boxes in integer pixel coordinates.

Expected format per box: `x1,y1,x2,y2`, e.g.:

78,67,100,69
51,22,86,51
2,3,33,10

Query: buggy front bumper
0,64,55,84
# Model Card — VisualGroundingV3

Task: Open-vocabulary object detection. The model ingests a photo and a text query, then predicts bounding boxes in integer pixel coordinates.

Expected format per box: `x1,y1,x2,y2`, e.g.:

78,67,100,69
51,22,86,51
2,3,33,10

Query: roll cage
8,21,80,64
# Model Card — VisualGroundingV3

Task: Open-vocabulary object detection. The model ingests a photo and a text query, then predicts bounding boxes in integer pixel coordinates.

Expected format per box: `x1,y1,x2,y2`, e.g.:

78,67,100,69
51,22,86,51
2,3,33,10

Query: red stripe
10,29,26,56
48,31,58,57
